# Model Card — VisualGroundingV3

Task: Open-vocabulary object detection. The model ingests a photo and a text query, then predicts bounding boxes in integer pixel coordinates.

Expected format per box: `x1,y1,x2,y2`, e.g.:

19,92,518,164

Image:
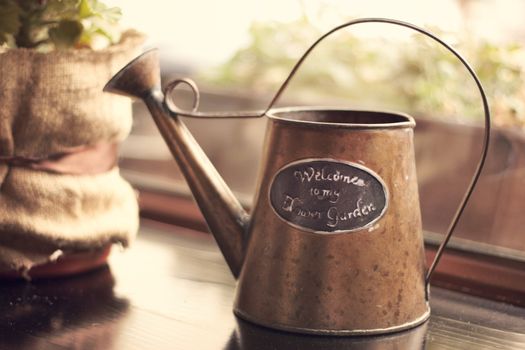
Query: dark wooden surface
1,220,524,350
136,190,525,306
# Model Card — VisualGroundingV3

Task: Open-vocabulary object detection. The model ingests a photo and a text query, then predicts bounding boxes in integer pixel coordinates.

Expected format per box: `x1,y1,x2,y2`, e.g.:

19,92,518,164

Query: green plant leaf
0,0,21,45
78,0,93,18
79,0,120,22
48,19,82,48
94,3,121,24
76,0,121,48
3,0,122,49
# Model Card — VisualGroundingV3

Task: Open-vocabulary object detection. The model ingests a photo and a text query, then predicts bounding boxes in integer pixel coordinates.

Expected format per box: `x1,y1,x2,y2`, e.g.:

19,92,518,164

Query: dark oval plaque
269,158,388,233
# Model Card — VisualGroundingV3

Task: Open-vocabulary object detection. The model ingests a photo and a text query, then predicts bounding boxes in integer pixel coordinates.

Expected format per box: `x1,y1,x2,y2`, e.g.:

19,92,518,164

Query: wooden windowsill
137,188,525,307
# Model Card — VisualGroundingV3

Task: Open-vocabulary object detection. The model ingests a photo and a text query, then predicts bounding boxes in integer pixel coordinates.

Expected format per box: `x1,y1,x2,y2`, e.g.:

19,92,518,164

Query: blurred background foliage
0,0,122,51
204,16,525,129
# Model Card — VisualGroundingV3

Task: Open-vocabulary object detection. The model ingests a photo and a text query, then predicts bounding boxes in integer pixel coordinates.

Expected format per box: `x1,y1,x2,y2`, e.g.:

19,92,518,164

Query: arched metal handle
164,18,491,286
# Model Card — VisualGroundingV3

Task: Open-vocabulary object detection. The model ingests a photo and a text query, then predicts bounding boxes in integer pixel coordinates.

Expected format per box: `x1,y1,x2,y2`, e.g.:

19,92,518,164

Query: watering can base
233,305,430,336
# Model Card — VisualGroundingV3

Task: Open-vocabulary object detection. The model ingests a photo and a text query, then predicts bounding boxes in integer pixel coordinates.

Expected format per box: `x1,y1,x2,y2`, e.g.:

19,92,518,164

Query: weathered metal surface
234,108,429,334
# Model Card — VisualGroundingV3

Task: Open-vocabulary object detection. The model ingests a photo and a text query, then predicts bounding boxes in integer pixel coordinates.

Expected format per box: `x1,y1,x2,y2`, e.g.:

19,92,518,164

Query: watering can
105,18,490,335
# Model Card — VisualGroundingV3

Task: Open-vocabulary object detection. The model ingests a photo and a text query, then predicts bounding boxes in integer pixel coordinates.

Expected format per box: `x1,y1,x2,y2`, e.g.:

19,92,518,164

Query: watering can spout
105,49,249,278
104,49,162,99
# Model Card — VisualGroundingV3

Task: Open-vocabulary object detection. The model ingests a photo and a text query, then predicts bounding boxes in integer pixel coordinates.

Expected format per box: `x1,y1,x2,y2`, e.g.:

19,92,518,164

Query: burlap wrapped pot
0,31,144,278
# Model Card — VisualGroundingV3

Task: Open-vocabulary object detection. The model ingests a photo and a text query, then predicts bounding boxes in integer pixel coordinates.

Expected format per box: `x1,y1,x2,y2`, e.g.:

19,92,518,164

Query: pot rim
266,106,416,129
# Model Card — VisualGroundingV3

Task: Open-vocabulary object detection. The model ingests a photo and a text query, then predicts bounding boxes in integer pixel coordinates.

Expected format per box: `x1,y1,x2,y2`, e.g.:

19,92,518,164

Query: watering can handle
164,18,491,285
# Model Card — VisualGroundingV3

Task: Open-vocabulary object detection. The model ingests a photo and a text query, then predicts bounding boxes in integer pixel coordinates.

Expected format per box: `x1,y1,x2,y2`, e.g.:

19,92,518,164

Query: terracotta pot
0,245,112,280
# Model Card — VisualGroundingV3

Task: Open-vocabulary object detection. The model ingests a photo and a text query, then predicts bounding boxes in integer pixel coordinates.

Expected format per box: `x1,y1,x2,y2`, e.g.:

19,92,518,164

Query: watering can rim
266,106,416,130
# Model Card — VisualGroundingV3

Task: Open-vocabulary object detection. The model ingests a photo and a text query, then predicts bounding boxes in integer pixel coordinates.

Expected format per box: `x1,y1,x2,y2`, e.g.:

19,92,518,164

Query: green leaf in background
91,0,121,23
0,0,21,45
48,19,82,48
0,0,122,49
77,0,122,48
78,0,93,17
79,0,121,22
207,18,525,129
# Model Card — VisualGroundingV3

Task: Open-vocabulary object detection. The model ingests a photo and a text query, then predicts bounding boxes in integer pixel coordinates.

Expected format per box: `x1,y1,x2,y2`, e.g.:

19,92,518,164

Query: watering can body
235,108,429,334
104,18,490,336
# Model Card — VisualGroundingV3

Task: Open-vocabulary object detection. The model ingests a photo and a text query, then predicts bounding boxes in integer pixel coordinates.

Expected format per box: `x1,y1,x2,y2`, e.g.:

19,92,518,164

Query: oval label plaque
269,158,388,233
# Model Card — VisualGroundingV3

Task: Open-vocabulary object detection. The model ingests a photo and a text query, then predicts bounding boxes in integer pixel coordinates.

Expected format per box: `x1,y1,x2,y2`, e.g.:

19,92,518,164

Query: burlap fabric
0,31,144,274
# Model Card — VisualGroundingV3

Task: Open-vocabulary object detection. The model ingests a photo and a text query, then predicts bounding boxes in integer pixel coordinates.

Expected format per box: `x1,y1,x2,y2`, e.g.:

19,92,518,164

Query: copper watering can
105,18,490,335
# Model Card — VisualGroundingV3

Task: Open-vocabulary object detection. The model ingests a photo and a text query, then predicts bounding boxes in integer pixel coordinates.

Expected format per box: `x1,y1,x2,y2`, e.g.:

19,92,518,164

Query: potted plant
0,0,144,279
